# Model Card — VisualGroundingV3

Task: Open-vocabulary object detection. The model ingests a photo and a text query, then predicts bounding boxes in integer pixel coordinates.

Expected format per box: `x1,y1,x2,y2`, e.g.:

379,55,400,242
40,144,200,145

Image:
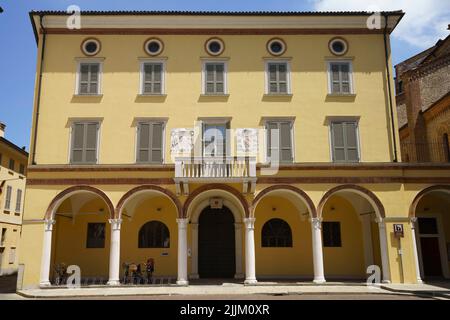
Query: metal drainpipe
383,13,399,162
31,14,46,165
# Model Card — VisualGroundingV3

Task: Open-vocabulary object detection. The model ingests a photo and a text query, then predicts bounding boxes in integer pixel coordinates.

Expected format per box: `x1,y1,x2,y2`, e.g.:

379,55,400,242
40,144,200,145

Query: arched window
138,221,170,248
262,218,292,247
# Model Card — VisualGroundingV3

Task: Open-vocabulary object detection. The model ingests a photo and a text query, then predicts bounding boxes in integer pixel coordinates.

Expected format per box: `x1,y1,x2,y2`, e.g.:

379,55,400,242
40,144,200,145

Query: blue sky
0,0,449,150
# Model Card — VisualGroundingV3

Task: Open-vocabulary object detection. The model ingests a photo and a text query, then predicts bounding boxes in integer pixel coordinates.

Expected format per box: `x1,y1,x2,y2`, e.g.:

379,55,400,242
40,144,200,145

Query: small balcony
401,142,450,163
174,156,257,195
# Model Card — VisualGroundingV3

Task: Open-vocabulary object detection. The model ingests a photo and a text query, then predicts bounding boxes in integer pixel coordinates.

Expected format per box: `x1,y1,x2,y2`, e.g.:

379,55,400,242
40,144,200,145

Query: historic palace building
19,10,450,289
0,123,27,276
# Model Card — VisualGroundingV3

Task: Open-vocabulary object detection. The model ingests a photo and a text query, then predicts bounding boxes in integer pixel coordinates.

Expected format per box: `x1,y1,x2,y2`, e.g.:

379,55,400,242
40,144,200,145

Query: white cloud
311,0,450,48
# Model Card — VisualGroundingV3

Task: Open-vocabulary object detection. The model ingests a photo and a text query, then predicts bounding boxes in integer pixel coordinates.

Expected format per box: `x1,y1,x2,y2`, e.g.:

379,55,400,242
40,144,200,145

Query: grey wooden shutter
79,64,90,94
215,63,224,94
266,122,277,159
138,123,150,162
89,64,99,94
137,122,163,163
71,123,85,163
278,63,288,93
345,122,359,161
330,63,350,94
331,121,359,162
150,123,163,163
79,63,99,95
268,64,278,93
340,64,350,93
143,63,163,94
331,64,341,93
280,122,293,162
5,186,12,210
71,122,98,164
205,63,224,94
85,123,98,163
15,189,22,212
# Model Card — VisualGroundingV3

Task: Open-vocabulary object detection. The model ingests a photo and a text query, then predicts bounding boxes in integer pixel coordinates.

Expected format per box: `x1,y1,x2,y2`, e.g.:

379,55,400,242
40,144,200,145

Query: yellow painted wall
322,195,366,278
254,195,313,277
120,196,179,278
33,34,396,165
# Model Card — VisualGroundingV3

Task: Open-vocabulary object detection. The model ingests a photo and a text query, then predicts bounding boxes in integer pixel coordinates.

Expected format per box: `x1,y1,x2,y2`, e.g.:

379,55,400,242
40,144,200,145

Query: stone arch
252,185,317,218
182,184,249,219
115,185,182,219
317,184,386,219
45,185,115,220
409,185,450,217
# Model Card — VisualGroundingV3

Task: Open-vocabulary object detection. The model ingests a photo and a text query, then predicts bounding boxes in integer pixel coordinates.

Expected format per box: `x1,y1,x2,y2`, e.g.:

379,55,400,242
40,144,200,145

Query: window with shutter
15,189,22,213
331,121,359,162
266,120,293,163
70,122,99,164
78,63,101,95
266,62,289,94
203,62,226,95
142,62,164,94
137,122,164,163
5,186,12,210
328,61,353,94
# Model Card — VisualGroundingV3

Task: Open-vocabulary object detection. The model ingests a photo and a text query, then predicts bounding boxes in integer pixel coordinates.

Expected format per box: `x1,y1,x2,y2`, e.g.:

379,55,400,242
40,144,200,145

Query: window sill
73,94,103,97
327,93,356,97
138,94,167,97
264,93,292,97
200,94,230,97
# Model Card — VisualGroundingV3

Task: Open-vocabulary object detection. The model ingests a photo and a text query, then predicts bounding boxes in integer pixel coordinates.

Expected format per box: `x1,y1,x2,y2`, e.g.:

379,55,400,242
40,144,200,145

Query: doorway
198,205,235,278
418,217,444,278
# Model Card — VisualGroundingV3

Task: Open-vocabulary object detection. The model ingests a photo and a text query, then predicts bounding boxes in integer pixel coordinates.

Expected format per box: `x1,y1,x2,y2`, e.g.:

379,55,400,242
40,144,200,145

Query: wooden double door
198,206,236,278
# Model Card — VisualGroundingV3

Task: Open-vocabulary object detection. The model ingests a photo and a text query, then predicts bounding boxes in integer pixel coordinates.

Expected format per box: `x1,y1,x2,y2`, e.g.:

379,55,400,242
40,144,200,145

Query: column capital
410,217,418,223
44,219,56,231
108,219,122,230
310,217,322,229
374,217,385,225
177,218,189,228
243,218,255,230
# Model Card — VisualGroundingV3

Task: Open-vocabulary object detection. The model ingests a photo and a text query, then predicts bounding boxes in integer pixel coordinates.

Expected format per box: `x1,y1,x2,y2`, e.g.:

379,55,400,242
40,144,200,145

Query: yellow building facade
0,123,27,276
19,11,450,289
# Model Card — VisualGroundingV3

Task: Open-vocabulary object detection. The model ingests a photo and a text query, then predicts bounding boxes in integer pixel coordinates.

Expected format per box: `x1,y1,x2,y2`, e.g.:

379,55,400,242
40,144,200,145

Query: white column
410,218,423,284
107,219,122,286
362,215,374,269
177,218,189,286
244,218,257,285
190,223,199,279
39,219,55,287
376,218,391,283
311,218,326,284
234,223,244,279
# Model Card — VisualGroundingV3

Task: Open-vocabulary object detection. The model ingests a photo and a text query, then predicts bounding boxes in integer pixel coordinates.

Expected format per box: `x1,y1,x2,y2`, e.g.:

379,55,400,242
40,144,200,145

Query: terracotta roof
0,137,29,157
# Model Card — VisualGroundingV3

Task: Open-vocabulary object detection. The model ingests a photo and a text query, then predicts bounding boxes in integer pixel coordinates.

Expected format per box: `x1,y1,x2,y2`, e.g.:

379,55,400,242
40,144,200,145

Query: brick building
396,30,450,162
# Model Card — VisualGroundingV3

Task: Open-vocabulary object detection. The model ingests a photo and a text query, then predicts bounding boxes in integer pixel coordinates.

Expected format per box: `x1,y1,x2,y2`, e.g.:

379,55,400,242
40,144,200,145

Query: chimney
0,122,5,138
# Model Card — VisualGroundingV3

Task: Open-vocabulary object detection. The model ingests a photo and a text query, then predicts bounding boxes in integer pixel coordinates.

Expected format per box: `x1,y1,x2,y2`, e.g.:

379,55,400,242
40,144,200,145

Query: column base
39,281,52,287
234,273,245,279
244,279,258,285
313,278,326,284
416,279,423,284
107,279,121,286
382,280,391,284
189,274,199,280
176,280,189,286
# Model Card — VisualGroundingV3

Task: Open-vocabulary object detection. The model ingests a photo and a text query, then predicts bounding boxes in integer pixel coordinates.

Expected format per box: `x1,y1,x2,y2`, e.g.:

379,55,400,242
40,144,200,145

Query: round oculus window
144,38,164,56
81,39,101,56
205,38,224,56
329,38,348,56
267,38,286,56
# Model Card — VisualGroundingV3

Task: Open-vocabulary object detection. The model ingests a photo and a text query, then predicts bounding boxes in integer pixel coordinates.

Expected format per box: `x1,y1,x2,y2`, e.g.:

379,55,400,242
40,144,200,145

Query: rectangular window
330,121,360,162
328,61,353,94
4,186,12,211
86,223,106,248
1,228,6,246
266,62,290,94
78,62,101,95
70,122,99,164
9,247,16,264
141,62,164,95
203,123,227,157
15,189,22,213
203,62,226,94
19,164,25,175
8,159,14,171
266,120,293,163
137,121,164,163
323,222,342,247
